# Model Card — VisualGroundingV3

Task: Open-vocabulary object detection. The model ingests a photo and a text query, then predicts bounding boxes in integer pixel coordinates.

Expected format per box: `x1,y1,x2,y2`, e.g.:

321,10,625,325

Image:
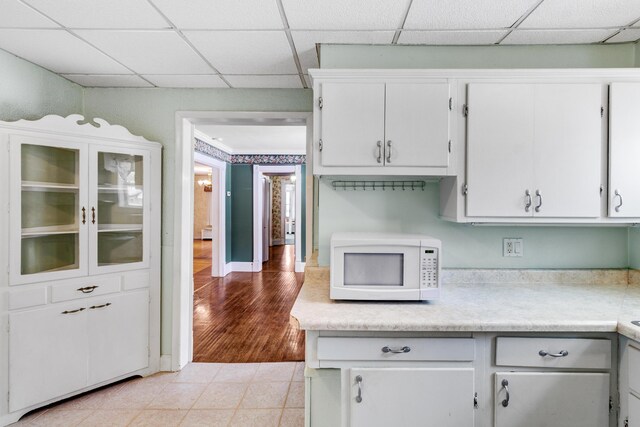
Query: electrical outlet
503,238,523,257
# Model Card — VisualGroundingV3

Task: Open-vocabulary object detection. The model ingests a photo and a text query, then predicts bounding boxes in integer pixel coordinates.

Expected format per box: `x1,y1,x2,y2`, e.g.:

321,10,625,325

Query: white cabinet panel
630,393,640,427
348,368,474,427
385,83,450,168
467,83,535,217
9,303,88,412
88,290,149,384
495,372,609,427
533,84,601,218
630,345,640,394
320,82,385,167
609,82,640,217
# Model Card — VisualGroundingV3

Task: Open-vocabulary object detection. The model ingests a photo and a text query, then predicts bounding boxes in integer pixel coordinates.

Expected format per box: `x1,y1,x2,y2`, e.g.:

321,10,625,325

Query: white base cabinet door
9,303,89,412
494,372,609,427
348,368,474,427
630,393,640,427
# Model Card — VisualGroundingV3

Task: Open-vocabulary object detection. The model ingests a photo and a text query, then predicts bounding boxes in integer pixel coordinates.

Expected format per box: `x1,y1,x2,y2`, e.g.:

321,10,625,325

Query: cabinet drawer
629,344,640,393
9,287,47,310
51,276,121,303
496,337,611,369
317,337,475,362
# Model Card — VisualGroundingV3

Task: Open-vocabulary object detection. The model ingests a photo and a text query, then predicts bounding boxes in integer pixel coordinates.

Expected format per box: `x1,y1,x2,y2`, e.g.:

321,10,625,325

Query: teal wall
230,165,254,262
0,49,82,121
630,228,640,269
316,43,638,268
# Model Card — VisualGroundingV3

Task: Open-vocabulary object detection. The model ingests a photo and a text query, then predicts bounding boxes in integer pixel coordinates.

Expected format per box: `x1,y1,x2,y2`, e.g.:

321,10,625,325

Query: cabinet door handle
355,375,363,403
82,207,86,224
77,285,99,293
376,141,382,164
538,349,569,358
614,190,623,212
535,190,543,212
89,303,112,310
386,140,392,164
381,346,411,354
524,190,532,212
62,307,86,314
501,379,510,407
91,207,96,224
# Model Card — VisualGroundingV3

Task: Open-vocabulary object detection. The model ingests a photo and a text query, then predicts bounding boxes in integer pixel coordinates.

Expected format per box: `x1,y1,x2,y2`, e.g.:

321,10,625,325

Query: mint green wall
230,165,253,262
630,228,640,269
0,48,82,121
636,42,640,67
316,44,636,268
320,44,637,69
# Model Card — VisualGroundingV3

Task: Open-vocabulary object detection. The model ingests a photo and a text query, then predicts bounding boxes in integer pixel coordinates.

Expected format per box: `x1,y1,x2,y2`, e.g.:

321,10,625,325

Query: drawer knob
382,346,411,354
77,285,99,294
538,350,569,358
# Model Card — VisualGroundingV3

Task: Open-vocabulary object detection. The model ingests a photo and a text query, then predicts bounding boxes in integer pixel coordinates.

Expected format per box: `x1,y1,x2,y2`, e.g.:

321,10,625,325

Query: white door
385,83,450,167
9,136,89,285
348,368,474,427
532,84,602,218
495,372,609,427
609,82,640,217
89,145,150,274
262,177,270,262
466,84,535,217
320,82,385,167
87,290,149,384
9,303,89,411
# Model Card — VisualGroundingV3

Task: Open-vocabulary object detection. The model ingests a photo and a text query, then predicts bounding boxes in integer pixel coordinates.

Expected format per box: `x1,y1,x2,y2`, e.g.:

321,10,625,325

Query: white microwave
330,232,441,301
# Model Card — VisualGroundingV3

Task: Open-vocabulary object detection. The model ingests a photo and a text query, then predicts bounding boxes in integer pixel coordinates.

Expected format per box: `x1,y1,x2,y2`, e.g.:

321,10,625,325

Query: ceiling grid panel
276,0,307,88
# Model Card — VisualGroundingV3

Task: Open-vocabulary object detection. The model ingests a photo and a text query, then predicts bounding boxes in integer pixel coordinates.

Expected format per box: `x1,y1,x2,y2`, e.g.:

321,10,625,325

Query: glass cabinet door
89,146,149,273
10,138,88,284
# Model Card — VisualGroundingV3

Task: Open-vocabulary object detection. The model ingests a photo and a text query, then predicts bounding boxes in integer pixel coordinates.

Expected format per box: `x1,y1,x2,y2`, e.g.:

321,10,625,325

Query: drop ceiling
196,125,306,155
0,0,638,89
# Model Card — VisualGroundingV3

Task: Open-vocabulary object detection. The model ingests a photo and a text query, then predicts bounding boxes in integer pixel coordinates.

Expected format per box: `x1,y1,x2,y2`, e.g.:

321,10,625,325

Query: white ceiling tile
62,74,152,87
281,0,410,30
75,30,213,74
143,74,229,88
292,31,394,73
0,29,129,73
224,75,302,89
185,31,298,74
404,0,540,30
606,28,640,43
150,0,283,30
24,0,169,29
398,30,506,45
0,0,58,28
520,0,640,29
502,29,616,44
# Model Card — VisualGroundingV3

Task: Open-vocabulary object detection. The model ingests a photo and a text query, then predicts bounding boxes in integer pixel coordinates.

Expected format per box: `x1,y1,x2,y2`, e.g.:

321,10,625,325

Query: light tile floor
10,362,305,427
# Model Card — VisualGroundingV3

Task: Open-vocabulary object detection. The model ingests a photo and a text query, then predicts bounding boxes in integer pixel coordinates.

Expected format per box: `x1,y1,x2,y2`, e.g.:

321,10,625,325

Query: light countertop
290,267,640,342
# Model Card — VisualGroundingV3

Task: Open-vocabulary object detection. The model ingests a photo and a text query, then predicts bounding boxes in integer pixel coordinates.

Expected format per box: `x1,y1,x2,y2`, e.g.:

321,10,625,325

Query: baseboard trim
224,262,254,275
160,355,172,372
295,261,306,273
272,239,284,245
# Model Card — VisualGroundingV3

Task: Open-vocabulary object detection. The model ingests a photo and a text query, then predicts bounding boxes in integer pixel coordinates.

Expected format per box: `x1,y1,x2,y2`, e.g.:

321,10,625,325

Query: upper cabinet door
89,145,150,274
9,136,89,285
319,82,385,167
466,83,535,217
385,83,450,168
532,84,602,218
609,82,640,217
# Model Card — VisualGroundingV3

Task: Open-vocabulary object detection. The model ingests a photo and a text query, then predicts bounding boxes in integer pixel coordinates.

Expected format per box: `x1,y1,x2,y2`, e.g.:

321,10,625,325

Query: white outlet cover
503,238,523,257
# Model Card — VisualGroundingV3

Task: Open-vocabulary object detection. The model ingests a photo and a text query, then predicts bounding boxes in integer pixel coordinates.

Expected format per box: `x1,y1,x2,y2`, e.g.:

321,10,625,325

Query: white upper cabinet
314,74,452,175
609,82,640,218
466,83,602,219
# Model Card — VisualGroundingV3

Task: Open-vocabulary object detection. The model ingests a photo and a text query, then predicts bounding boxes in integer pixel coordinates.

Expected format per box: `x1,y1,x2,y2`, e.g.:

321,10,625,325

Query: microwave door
343,253,404,287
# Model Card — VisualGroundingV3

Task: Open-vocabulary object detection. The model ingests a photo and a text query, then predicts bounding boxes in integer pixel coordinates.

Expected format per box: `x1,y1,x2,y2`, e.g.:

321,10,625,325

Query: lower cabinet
8,289,149,412
494,372,610,427
630,394,640,426
348,368,474,427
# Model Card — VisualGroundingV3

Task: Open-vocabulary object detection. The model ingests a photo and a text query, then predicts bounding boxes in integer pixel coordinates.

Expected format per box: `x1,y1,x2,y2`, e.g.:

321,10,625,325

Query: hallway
192,242,305,363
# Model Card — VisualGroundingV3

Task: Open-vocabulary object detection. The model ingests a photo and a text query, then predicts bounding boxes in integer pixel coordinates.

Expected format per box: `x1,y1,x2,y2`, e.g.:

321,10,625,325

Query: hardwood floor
192,241,305,363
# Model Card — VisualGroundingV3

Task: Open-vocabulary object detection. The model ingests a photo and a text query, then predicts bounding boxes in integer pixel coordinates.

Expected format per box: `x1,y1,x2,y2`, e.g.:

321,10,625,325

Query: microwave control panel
420,248,439,288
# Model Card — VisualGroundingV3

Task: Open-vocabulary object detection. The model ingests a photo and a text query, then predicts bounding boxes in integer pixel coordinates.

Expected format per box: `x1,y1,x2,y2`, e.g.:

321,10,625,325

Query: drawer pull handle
538,350,569,358
89,303,112,310
382,346,411,354
501,379,510,407
77,285,99,293
355,375,363,403
62,308,85,314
